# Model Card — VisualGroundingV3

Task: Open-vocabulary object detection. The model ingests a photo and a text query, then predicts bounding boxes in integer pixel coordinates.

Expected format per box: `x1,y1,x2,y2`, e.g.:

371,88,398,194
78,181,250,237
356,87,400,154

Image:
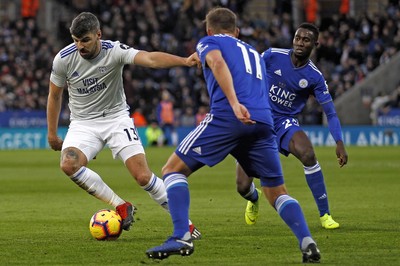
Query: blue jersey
196,34,272,125
261,48,343,153
262,48,332,117
173,35,284,186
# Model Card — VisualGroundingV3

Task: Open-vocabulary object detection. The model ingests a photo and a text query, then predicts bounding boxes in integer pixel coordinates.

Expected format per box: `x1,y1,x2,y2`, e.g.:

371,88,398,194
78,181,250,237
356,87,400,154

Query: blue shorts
175,113,284,187
273,115,303,157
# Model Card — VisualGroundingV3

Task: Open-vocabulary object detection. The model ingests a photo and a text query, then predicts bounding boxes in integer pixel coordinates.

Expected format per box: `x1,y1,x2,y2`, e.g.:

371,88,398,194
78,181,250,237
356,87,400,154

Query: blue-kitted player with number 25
47,12,201,238
146,8,320,263
237,23,348,231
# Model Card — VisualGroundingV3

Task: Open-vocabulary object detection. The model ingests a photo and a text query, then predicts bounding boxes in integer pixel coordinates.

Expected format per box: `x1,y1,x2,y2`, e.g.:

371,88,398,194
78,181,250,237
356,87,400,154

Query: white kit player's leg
141,173,169,211
70,166,125,207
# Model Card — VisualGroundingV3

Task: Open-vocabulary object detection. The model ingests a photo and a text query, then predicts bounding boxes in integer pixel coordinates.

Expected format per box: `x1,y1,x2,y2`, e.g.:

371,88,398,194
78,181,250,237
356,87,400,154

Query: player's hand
232,103,256,125
48,135,63,151
336,140,348,167
186,52,201,68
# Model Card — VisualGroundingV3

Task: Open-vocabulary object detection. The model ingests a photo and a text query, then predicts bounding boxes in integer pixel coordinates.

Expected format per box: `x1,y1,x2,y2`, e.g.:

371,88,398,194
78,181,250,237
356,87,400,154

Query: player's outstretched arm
188,52,201,68
133,50,197,68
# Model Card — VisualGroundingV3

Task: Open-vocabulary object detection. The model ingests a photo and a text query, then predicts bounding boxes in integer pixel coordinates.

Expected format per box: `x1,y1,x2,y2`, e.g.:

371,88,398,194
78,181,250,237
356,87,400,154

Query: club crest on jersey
98,66,107,74
299,79,308,88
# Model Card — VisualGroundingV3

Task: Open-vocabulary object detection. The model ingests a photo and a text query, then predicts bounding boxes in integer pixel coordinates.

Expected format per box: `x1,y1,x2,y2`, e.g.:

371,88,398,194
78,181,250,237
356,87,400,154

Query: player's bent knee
60,162,81,176
134,172,152,186
60,148,83,176
236,178,252,196
161,164,172,177
262,185,288,206
300,150,317,166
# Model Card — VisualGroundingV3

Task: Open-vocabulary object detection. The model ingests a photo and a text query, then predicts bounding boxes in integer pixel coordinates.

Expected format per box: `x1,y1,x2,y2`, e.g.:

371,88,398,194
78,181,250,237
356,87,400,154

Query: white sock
141,174,194,227
301,236,316,250
70,166,125,207
141,173,169,211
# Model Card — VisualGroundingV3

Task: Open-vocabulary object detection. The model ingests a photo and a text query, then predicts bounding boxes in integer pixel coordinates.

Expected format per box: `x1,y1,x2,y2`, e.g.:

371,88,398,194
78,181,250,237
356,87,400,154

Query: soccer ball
89,209,122,240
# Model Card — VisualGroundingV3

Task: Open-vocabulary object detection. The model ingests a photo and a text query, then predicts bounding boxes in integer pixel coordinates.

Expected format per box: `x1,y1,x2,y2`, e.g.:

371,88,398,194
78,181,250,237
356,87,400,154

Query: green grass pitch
0,146,399,265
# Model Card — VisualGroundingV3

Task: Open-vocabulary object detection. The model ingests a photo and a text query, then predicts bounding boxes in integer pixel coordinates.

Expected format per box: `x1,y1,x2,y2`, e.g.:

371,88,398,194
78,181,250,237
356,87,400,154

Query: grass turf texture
0,146,399,265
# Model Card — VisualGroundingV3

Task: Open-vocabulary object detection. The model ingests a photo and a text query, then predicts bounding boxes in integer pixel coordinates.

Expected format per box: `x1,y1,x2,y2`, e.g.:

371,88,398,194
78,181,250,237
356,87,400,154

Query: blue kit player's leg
234,122,320,263
236,163,262,225
278,118,339,230
146,172,194,260
303,163,339,229
147,114,235,260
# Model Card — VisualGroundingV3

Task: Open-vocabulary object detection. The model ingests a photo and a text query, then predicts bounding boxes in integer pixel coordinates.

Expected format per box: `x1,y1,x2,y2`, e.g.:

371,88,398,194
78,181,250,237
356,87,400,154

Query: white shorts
62,115,145,162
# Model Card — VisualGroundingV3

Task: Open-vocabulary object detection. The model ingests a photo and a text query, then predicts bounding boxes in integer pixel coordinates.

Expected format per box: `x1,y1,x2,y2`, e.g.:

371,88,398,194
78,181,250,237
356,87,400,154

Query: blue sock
163,173,190,239
275,194,312,247
304,162,329,216
242,182,259,202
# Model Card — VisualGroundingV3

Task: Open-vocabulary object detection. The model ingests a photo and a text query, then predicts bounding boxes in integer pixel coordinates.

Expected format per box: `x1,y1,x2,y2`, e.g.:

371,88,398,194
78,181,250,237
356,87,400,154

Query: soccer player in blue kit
146,8,320,263
237,23,348,229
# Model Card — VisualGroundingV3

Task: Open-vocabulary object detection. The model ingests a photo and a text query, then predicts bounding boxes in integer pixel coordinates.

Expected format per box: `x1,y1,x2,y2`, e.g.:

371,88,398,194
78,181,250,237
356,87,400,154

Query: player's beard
79,43,99,59
79,49,94,59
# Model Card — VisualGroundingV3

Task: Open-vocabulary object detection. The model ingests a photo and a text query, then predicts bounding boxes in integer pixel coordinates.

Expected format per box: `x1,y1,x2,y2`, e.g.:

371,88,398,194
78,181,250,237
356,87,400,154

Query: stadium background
1,0,400,148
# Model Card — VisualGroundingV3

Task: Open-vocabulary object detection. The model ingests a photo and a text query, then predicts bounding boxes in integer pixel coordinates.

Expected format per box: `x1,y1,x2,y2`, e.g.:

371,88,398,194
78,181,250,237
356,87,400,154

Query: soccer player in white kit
47,12,201,238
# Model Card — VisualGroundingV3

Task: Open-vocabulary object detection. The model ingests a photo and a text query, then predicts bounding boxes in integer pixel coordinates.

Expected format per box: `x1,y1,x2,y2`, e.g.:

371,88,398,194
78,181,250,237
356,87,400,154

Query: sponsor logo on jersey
274,69,282,76
269,84,296,108
77,77,107,95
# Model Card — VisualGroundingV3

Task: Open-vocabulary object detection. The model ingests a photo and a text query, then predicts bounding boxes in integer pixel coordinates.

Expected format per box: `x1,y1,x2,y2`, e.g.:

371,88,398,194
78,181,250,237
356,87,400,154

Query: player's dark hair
70,12,100,38
297,22,319,42
205,7,237,33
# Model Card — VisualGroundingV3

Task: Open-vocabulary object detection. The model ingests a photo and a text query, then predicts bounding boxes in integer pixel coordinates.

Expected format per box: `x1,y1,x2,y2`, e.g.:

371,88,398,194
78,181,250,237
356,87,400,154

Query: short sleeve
110,41,140,65
196,36,220,66
49,53,67,87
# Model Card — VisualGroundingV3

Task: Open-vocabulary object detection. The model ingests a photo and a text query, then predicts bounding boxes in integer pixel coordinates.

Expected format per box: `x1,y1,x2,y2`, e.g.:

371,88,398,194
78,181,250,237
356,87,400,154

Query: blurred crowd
1,0,400,126
0,16,56,112
370,82,400,124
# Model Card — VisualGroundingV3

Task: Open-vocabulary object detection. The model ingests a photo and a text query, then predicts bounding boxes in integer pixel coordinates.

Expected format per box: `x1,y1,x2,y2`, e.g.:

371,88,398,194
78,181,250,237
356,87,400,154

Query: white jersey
50,40,140,120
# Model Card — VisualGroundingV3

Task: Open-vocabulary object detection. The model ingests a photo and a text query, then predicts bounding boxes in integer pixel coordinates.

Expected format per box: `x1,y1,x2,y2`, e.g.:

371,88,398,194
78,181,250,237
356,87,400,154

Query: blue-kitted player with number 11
146,7,320,263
